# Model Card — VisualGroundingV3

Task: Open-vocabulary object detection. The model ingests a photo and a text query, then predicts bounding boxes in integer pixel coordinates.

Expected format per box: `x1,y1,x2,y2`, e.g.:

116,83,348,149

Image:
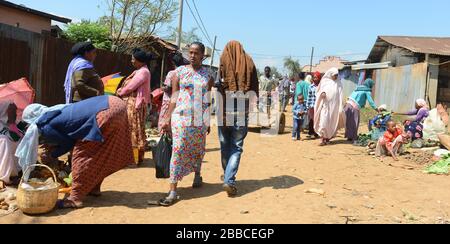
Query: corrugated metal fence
0,23,133,106
373,63,427,113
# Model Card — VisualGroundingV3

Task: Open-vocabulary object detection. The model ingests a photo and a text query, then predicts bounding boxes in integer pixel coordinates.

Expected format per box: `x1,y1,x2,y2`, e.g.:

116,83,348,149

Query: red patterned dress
170,66,211,183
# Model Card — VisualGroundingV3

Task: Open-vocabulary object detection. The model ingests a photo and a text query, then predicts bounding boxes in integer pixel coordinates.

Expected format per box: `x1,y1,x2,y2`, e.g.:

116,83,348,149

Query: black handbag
153,134,172,179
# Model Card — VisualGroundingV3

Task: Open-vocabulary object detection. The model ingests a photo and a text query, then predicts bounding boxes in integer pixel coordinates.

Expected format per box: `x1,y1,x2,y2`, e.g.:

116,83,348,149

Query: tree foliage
283,57,301,78
103,0,178,52
64,20,112,50
166,27,202,45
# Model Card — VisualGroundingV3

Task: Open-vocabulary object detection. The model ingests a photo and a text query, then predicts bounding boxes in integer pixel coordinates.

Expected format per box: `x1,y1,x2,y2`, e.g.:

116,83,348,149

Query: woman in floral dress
160,42,213,206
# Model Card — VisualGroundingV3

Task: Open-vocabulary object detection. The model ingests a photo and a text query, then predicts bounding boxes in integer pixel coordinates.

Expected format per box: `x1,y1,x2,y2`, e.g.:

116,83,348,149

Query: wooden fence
0,23,133,105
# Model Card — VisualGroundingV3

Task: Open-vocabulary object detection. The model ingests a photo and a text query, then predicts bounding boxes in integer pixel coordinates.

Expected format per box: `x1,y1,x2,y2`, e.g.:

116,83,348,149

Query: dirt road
1,111,449,224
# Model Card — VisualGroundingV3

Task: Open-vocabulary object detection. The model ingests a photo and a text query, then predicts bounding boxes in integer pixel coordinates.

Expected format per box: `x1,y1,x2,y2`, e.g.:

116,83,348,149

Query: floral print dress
170,66,211,183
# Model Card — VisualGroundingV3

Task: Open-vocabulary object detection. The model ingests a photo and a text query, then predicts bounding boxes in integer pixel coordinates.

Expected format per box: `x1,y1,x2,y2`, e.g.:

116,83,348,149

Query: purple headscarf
64,56,94,104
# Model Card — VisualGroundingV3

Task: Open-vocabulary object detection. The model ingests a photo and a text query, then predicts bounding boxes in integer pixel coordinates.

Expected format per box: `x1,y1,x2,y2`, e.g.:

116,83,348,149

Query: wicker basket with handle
17,164,60,215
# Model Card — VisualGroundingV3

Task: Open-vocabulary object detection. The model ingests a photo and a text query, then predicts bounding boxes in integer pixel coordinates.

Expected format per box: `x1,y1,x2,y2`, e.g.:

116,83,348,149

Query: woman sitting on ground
396,99,430,141
0,102,26,190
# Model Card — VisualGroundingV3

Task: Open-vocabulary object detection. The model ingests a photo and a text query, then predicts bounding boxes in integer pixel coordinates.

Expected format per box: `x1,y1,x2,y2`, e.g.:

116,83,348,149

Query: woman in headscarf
117,48,152,166
16,95,133,208
65,42,104,104
295,72,311,130
159,42,214,206
314,68,345,146
305,75,312,84
306,71,322,139
0,101,25,190
397,99,430,141
344,78,378,143
158,53,188,135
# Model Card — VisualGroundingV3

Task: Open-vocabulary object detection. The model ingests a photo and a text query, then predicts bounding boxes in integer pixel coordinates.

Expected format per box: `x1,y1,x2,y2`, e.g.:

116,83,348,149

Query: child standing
292,95,306,141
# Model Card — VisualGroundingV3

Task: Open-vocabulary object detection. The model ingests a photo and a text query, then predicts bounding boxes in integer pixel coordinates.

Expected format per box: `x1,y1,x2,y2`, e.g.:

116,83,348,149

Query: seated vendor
0,101,26,190
396,99,429,141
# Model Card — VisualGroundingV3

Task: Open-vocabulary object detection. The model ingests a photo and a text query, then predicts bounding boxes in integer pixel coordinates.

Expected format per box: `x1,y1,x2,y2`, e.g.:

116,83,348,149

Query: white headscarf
15,103,68,170
305,75,312,84
416,99,428,109
378,104,388,111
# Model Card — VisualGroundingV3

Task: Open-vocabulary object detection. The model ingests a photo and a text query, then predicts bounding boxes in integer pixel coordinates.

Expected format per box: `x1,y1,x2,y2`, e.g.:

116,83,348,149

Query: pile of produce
425,154,450,175
356,133,372,147
0,191,17,214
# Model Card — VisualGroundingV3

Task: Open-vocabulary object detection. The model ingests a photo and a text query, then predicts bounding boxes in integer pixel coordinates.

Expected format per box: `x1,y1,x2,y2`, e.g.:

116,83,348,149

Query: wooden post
176,0,184,50
426,54,440,108
210,36,217,67
309,47,314,73
160,51,166,87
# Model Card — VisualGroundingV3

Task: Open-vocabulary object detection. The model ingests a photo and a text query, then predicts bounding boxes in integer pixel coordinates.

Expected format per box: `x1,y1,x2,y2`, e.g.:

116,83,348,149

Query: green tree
103,0,178,52
166,27,202,45
270,66,282,79
283,57,301,78
64,20,112,50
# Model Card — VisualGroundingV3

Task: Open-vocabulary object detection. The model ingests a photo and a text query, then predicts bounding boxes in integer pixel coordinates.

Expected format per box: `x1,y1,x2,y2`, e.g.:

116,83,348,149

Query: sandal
57,199,84,209
158,196,179,207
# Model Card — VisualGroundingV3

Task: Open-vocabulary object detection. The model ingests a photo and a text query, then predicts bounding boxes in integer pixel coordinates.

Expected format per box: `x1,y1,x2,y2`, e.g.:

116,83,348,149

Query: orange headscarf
220,41,258,93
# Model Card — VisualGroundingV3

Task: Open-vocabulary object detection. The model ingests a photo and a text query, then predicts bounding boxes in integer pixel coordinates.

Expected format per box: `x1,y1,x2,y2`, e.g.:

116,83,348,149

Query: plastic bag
152,134,172,179
423,109,446,141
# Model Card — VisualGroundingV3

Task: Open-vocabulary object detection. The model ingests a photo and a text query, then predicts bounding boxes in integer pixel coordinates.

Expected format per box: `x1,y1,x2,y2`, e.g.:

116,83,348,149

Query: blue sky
10,0,450,72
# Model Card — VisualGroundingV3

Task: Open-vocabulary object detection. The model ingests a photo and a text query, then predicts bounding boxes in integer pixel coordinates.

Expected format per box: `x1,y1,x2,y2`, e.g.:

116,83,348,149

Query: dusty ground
1,110,450,224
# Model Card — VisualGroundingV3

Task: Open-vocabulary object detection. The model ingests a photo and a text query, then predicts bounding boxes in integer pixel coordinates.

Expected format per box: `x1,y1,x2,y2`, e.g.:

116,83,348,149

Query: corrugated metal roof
379,36,450,56
368,36,450,62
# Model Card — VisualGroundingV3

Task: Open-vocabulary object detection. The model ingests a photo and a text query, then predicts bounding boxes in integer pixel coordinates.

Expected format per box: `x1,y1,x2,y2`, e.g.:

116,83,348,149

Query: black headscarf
71,42,96,56
132,48,153,63
172,53,189,67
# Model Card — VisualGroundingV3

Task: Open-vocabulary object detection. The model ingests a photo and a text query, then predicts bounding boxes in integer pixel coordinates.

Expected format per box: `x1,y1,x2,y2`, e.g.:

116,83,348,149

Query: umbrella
0,78,35,120
102,73,125,95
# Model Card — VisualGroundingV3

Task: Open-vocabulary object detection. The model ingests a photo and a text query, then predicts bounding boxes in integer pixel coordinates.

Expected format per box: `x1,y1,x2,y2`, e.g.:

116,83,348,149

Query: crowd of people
0,38,439,209
259,64,437,162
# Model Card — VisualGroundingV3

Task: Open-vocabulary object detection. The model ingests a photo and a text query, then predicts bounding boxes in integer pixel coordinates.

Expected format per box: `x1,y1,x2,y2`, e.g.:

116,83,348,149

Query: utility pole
210,36,217,67
309,47,314,73
175,0,184,50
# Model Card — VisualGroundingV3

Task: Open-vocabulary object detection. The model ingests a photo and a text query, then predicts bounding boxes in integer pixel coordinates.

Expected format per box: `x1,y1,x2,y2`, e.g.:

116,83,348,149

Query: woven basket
17,164,60,215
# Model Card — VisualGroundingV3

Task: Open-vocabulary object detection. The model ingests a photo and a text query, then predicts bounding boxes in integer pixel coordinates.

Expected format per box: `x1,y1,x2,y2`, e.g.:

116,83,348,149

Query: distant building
366,36,450,111
302,56,348,74
0,0,71,34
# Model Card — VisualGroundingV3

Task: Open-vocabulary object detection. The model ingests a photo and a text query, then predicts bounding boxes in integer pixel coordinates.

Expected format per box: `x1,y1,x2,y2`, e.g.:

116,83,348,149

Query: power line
185,0,213,47
248,52,369,59
191,0,213,45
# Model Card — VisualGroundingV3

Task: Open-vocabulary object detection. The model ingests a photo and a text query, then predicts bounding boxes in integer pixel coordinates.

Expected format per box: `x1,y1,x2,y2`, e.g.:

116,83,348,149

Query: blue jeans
292,118,303,140
218,121,248,187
